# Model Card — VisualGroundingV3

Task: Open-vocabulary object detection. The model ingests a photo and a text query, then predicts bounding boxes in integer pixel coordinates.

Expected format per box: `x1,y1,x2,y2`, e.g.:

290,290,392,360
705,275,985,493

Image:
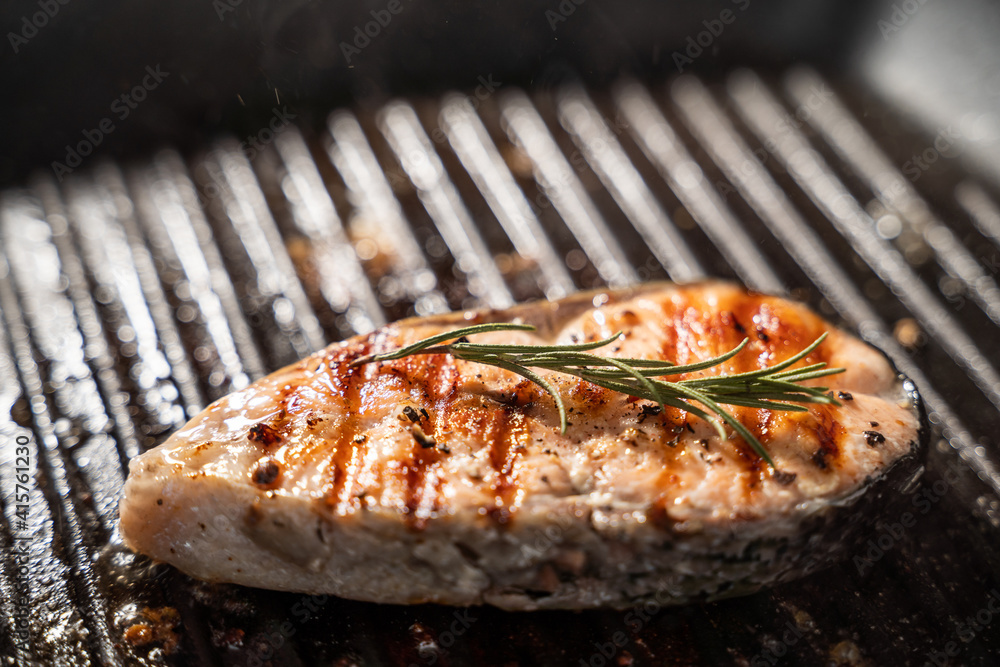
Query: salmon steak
119,282,925,610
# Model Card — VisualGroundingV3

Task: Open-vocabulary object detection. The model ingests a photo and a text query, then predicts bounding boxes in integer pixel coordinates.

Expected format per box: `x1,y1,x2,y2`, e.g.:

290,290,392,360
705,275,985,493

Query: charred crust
837,391,854,401
569,379,609,410
411,426,436,449
638,404,662,422
402,406,421,423
699,451,722,464
864,430,886,447
772,470,797,485
247,423,281,447
495,381,543,409
251,457,281,487
811,449,829,469
809,409,842,467
720,310,747,335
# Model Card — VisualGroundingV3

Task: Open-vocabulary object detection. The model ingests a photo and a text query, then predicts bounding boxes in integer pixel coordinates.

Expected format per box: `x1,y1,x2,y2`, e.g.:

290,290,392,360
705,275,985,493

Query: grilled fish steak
119,282,925,610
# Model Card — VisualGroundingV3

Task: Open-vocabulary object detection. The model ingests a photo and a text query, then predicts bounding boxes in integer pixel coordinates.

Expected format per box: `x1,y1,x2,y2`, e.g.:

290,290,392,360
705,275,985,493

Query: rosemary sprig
352,323,844,470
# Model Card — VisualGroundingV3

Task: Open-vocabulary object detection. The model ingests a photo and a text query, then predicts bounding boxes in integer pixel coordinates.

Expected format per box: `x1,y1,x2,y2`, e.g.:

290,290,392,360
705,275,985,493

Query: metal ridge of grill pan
1,71,999,665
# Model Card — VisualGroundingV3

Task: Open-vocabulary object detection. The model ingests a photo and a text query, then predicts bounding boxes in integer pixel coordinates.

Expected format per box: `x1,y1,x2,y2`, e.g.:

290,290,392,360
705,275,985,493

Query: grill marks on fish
186,284,885,532
318,348,465,526
642,293,835,465
397,353,457,526
118,282,925,610
651,294,833,378
739,408,773,482
349,347,545,525
808,407,843,470
433,356,530,523
484,406,529,522
259,344,371,515
326,349,372,514
259,289,844,525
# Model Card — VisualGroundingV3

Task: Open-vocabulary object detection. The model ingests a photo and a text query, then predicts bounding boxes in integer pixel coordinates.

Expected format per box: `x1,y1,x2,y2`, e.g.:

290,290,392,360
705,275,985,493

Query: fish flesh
119,282,925,610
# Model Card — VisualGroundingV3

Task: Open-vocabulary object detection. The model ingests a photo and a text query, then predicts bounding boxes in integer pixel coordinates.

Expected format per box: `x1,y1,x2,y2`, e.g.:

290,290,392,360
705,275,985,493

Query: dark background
0,0,876,188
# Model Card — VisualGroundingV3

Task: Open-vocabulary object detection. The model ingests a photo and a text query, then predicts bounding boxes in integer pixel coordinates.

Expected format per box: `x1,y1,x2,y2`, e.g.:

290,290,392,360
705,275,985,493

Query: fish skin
119,282,924,609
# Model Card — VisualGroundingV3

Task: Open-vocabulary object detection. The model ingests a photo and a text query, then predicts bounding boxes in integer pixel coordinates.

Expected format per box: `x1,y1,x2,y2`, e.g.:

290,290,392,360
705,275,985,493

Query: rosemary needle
352,322,845,470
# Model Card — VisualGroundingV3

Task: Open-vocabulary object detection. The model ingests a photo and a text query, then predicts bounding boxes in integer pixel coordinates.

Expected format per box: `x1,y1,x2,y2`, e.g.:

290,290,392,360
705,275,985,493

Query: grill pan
4,3,1000,666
